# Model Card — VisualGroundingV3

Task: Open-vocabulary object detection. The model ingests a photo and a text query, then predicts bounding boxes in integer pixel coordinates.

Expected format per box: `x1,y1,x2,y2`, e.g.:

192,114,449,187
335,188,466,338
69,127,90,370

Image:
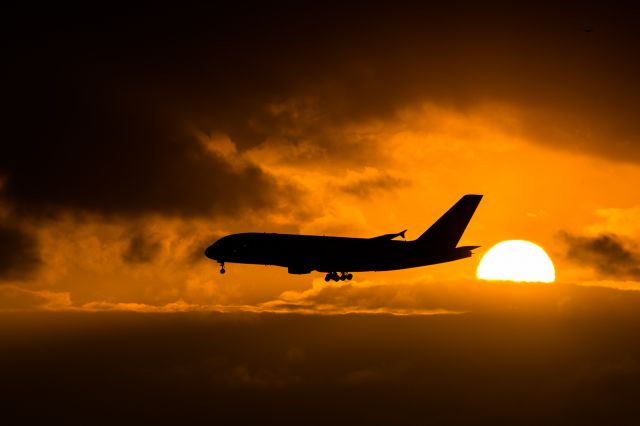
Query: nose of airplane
204,244,218,260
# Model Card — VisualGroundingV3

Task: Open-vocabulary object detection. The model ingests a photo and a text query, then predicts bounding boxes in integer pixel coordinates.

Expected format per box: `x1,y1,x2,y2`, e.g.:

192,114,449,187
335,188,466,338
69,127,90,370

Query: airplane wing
369,229,407,241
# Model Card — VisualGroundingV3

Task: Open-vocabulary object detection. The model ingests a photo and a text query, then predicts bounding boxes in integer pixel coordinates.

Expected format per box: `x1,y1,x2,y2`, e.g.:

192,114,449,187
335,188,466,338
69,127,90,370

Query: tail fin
416,195,483,248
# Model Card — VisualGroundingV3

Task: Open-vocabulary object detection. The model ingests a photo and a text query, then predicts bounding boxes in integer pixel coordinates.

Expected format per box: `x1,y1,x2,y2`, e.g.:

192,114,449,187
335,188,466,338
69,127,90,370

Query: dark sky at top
3,1,639,219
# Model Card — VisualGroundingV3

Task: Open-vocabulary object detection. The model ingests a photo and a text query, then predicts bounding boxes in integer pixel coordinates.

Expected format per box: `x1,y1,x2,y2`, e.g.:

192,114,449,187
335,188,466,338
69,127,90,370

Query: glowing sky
3,3,640,424
2,3,640,313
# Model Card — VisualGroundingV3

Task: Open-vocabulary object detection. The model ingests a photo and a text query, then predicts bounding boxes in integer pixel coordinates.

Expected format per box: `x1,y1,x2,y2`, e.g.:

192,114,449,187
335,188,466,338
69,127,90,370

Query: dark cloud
0,225,41,281
0,286,69,310
1,96,290,217
2,308,640,424
4,2,640,219
264,280,640,317
3,7,300,219
562,232,640,280
340,174,409,198
122,233,162,264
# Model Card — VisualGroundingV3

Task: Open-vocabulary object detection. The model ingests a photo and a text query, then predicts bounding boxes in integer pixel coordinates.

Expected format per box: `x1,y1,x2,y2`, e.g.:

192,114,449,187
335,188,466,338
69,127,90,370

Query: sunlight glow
477,240,555,283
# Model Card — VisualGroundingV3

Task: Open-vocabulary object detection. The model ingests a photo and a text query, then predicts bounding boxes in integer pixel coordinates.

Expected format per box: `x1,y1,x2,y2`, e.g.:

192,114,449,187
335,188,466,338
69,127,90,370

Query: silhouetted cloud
562,232,640,280
3,306,640,424
340,173,409,198
4,2,640,221
122,234,162,264
0,285,71,310
262,279,640,317
0,225,41,281
2,105,292,218
3,9,302,219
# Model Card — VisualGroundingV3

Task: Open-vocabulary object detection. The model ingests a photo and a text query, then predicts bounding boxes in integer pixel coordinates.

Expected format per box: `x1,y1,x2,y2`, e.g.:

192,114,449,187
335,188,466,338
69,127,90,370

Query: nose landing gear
324,272,353,282
219,262,225,274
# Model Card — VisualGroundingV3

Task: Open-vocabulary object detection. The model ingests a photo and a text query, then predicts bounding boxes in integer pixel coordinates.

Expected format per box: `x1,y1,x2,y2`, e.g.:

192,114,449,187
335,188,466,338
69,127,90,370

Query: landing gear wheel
219,262,225,275
325,272,348,282
346,273,353,281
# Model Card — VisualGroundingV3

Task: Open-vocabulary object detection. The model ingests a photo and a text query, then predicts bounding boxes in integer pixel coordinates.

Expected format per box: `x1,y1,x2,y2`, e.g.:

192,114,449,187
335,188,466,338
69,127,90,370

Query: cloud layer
3,308,640,424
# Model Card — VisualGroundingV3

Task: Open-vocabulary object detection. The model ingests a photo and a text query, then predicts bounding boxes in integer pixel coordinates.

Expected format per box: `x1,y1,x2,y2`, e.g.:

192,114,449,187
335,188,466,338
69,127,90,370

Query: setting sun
477,240,555,283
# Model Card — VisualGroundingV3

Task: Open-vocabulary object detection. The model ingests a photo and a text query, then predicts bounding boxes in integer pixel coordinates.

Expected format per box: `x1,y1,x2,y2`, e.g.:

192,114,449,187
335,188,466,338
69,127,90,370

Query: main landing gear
324,272,353,282
219,262,225,274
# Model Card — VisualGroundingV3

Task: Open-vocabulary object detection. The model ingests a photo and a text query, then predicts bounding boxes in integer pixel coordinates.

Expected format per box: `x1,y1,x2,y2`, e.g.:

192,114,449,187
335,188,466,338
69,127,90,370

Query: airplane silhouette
205,194,482,282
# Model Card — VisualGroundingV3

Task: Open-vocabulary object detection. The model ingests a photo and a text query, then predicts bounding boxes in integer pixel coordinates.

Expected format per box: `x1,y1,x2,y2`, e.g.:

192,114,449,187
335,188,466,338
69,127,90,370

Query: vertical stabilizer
416,195,483,248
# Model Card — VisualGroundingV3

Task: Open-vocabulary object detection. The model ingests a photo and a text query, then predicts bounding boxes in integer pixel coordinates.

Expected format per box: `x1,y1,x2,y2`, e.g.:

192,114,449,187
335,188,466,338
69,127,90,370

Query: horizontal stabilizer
370,229,407,241
416,195,482,248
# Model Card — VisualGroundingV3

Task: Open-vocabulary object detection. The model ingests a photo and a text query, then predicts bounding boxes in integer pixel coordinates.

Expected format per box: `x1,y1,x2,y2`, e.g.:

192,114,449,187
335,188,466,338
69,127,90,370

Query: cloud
122,233,162,264
0,224,41,281
0,285,71,310
3,306,640,424
4,2,640,223
339,172,410,198
78,299,238,313
259,278,640,318
588,206,640,237
5,270,640,323
562,233,640,280
1,108,293,218
260,281,461,315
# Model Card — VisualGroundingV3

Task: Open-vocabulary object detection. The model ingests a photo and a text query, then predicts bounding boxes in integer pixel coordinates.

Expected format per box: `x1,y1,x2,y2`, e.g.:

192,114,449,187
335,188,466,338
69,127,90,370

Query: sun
477,240,555,283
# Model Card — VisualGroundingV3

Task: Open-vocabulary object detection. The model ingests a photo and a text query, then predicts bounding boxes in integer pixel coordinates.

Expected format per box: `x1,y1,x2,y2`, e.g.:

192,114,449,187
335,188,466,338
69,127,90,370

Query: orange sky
3,101,640,312
4,4,640,424
2,2,640,313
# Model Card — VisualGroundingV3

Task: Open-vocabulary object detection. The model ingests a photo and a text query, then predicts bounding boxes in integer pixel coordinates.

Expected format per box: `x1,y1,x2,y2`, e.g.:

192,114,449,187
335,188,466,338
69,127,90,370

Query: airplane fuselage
205,233,476,274
205,194,483,281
